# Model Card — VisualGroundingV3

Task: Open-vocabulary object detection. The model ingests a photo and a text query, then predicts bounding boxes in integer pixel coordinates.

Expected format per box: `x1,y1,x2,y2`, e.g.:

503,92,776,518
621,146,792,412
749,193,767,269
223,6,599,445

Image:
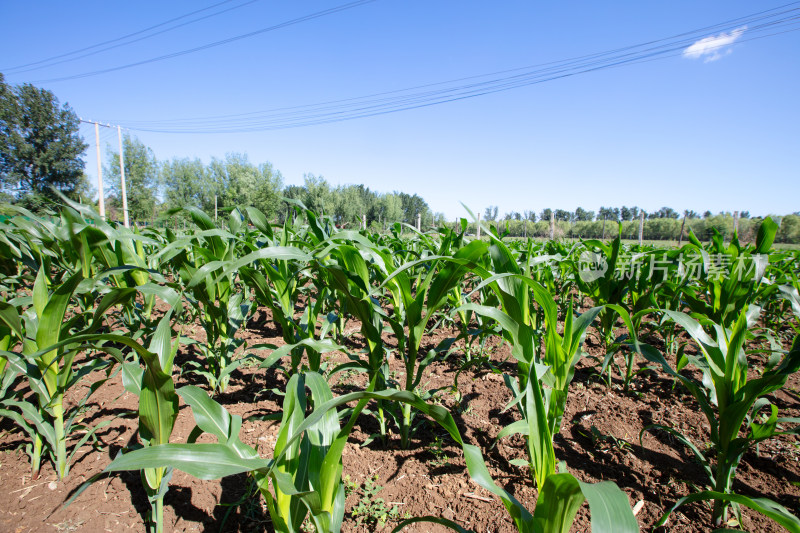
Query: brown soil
1,307,799,533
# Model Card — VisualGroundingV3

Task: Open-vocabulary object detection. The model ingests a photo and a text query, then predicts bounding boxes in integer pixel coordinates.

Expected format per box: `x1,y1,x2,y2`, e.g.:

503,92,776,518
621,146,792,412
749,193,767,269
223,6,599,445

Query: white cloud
683,26,747,62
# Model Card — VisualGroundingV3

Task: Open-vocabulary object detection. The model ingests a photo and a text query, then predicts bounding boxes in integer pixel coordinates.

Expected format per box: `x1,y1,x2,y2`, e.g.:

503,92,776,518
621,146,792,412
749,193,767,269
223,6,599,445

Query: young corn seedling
376,238,490,448
679,217,778,329
164,206,255,393
80,373,470,533
117,310,182,533
457,278,601,489
634,309,800,530
570,226,629,353
0,267,139,479
392,444,639,533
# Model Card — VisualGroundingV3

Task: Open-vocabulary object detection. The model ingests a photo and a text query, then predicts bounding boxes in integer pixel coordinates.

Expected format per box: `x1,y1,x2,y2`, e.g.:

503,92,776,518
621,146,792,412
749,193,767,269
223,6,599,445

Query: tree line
483,204,752,223
104,135,442,229
1,75,797,243
474,211,800,244
0,75,440,228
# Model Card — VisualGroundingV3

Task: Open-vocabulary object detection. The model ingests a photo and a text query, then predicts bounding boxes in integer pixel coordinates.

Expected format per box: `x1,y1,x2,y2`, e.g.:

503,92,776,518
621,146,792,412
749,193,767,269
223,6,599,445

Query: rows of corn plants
0,194,799,532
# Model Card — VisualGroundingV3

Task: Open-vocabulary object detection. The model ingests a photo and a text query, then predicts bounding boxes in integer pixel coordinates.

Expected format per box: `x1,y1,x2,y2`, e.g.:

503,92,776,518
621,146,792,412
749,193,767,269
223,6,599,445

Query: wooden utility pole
638,211,645,245
117,125,129,228
94,122,105,219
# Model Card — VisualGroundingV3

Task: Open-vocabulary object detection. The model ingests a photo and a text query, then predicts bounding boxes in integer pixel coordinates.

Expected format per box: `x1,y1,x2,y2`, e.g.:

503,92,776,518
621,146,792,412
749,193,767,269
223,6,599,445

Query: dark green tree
574,207,594,221
0,74,89,210
554,209,571,222
399,192,431,224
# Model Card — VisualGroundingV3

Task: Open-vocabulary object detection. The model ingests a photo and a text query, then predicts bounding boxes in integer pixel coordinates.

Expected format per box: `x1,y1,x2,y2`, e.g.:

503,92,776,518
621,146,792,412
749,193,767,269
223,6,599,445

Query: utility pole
416,213,421,232
638,211,645,246
733,210,739,237
214,195,218,221
678,212,687,246
82,119,130,223
476,212,481,239
117,126,129,227
550,211,555,240
94,122,105,219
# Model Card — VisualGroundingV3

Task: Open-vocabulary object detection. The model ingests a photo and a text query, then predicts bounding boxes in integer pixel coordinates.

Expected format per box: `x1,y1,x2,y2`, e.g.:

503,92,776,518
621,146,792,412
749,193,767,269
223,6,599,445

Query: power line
31,0,379,84
104,4,800,133
2,0,257,73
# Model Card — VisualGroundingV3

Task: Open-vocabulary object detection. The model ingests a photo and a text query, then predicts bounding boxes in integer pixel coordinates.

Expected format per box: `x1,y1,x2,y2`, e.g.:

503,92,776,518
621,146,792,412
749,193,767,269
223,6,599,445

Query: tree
523,210,536,222
161,157,209,211
331,184,366,227
0,74,89,210
540,208,553,221
376,193,403,226
302,173,331,214
574,207,594,221
484,205,498,221
598,206,619,221
554,209,571,222
104,134,158,223
399,192,431,224
208,153,283,217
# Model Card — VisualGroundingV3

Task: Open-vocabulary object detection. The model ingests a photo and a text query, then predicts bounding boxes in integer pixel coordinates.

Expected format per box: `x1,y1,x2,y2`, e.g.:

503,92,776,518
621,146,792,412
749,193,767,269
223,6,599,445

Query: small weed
429,435,450,467
335,368,359,386
579,425,632,452
349,474,400,528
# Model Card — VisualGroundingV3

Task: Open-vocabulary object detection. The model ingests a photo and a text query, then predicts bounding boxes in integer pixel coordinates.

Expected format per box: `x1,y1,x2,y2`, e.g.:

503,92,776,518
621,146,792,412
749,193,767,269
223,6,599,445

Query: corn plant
80,375,471,533
237,216,338,375
679,217,778,329
392,444,639,533
569,226,629,353
315,239,394,442
162,207,251,393
459,280,601,489
633,308,800,530
0,267,137,479
116,311,181,533
376,238,490,447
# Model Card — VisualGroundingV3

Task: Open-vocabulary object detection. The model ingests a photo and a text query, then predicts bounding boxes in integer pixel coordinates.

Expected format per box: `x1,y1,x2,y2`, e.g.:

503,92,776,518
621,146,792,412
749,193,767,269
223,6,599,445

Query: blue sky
2,1,798,219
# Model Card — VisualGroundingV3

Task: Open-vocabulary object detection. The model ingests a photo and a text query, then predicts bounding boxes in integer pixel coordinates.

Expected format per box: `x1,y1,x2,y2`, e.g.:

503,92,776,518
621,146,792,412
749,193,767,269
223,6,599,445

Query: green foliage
349,474,400,527
2,200,797,533
0,74,89,209
207,153,284,218
637,312,800,528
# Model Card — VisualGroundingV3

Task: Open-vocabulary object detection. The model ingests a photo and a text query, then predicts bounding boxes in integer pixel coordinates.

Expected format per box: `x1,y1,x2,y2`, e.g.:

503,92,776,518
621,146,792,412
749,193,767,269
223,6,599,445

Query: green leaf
104,443,271,480
658,491,800,533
